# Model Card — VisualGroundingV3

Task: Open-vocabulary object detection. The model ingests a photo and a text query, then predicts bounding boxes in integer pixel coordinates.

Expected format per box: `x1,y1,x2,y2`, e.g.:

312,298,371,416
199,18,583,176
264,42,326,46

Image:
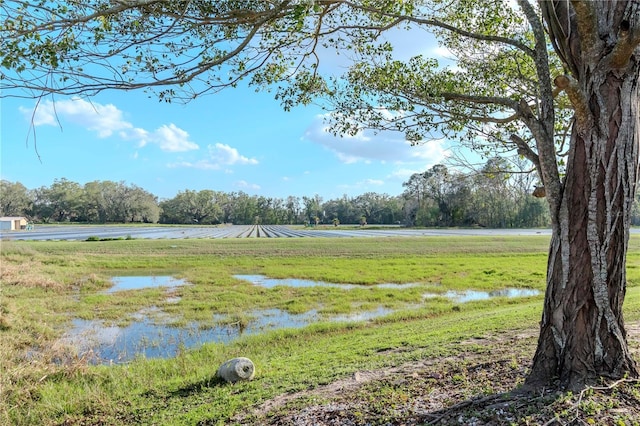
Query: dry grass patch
1,259,64,290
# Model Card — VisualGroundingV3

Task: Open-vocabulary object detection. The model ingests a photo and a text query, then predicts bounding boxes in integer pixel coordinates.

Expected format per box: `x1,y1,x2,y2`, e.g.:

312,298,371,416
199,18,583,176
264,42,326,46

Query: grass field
1,235,639,425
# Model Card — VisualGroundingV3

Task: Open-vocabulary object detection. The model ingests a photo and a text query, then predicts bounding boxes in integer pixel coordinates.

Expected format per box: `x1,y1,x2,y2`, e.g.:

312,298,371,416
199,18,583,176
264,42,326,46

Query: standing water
56,275,539,364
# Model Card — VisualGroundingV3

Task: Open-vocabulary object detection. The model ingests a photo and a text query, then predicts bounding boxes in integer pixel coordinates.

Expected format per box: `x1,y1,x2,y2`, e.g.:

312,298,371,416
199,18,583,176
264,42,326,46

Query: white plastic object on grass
216,357,256,383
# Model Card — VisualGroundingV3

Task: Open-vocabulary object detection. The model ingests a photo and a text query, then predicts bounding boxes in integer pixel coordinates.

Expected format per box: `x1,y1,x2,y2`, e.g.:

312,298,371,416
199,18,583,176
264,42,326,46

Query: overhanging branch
511,134,542,176
554,74,591,131
439,92,520,110
338,1,536,58
610,1,640,68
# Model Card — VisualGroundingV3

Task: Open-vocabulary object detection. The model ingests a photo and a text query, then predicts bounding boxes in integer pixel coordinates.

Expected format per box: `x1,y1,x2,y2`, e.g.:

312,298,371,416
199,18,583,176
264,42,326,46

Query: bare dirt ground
234,322,640,425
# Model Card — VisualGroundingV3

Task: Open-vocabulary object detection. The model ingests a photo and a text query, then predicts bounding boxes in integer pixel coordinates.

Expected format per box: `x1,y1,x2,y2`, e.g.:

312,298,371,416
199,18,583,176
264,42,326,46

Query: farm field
0,224,553,241
1,235,639,425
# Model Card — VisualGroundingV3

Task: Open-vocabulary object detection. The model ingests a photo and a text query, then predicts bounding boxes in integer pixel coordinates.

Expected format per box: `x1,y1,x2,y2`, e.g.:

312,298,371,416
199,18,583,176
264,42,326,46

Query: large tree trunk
526,5,640,387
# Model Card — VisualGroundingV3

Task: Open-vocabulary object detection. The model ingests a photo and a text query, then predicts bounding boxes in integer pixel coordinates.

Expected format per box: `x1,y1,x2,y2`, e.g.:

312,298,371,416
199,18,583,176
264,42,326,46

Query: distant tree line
0,179,161,224
402,159,550,228
3,159,607,228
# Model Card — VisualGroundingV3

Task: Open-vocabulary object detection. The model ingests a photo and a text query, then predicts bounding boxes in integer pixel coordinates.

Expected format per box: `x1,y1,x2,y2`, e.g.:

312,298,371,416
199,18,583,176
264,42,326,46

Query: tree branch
539,0,580,77
339,1,536,58
554,74,591,131
511,134,542,177
518,0,561,205
407,17,535,58
464,112,519,125
610,1,640,68
570,0,600,56
5,1,166,36
439,93,519,110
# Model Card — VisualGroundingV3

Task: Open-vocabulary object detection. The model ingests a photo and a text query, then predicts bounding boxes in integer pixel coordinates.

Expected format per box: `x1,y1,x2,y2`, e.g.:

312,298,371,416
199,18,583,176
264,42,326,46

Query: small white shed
0,217,28,231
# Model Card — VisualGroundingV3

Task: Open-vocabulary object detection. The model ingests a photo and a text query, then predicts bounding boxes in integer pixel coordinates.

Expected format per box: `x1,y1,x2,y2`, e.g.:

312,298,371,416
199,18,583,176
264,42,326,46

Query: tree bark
527,2,640,387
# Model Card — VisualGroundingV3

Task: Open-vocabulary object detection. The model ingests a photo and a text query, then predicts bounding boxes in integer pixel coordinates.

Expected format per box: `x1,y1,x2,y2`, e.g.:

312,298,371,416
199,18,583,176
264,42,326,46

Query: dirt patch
235,323,640,425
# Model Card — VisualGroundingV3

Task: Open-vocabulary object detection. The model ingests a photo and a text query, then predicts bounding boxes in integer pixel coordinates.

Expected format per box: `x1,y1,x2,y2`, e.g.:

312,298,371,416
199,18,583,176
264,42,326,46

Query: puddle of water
424,288,540,303
331,307,394,322
235,275,539,303
487,288,540,298
235,274,418,289
56,274,538,365
59,307,392,364
107,276,187,293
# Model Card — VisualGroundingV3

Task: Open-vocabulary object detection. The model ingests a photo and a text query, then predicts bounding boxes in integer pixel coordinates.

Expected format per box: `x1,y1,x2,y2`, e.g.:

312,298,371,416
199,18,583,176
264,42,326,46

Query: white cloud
304,114,450,165
208,143,259,166
122,127,150,146
21,97,132,137
432,45,456,60
167,143,258,171
152,124,199,152
361,178,384,186
20,98,199,153
388,168,419,181
167,160,218,170
235,180,261,190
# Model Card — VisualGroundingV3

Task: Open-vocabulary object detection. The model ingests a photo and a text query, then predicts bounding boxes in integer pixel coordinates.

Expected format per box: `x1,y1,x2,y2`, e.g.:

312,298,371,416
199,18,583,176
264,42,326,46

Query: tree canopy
2,1,567,159
0,1,581,199
0,1,582,186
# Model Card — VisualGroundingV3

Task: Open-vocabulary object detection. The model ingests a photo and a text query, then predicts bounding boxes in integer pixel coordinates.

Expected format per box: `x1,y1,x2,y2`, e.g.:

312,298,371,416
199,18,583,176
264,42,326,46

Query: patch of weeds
76,273,111,291
0,303,12,330
345,380,427,424
279,299,311,315
451,372,468,385
508,355,520,370
86,235,134,242
215,311,253,331
0,260,63,289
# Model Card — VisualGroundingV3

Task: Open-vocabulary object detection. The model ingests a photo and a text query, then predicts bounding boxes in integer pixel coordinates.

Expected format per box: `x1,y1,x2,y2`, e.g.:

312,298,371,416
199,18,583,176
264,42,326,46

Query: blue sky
1,34,451,201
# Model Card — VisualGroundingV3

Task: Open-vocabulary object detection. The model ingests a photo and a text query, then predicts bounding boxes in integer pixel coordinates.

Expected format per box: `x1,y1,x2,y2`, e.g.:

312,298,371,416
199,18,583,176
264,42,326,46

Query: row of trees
9,159,640,228
0,179,161,224
403,159,551,228
2,160,553,227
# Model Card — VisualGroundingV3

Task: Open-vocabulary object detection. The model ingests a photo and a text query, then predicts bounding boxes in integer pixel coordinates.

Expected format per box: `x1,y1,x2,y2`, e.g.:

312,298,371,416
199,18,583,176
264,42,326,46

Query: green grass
0,236,557,326
1,235,640,425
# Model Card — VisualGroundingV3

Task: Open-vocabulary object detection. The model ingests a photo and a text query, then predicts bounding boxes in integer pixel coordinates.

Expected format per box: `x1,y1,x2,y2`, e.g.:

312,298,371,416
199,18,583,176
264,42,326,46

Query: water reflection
235,274,419,289
237,274,540,302
423,288,540,303
59,307,393,364
57,274,539,365
107,276,187,293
